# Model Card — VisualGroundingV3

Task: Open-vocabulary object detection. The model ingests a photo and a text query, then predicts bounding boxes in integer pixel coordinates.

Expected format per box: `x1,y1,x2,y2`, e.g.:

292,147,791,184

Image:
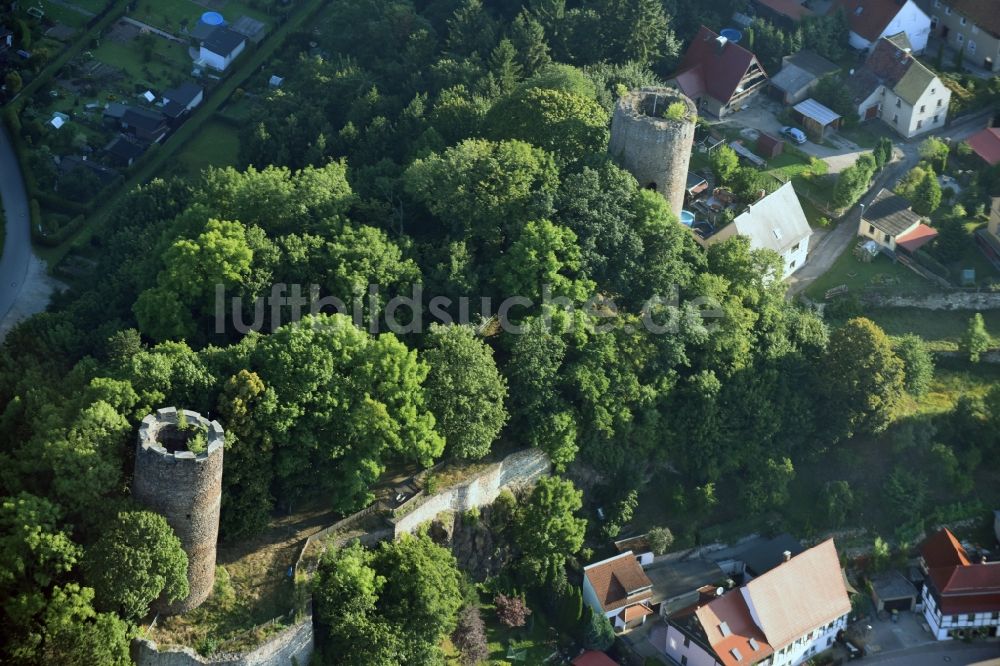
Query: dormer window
854,6,863,15
749,638,760,651
731,647,743,662
720,621,732,637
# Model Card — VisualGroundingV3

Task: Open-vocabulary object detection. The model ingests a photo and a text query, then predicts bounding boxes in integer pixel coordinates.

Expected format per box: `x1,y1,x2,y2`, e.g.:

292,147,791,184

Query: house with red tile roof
967,127,1000,166
656,539,851,666
572,650,619,666
670,26,769,118
582,551,655,633
833,0,932,53
919,528,1000,640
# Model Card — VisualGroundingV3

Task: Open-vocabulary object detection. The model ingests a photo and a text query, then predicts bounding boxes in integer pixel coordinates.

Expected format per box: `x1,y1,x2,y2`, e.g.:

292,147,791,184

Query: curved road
0,124,32,322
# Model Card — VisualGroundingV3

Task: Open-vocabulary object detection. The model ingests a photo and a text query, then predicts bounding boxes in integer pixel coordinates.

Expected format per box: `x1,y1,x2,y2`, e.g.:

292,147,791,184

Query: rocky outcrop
429,503,518,581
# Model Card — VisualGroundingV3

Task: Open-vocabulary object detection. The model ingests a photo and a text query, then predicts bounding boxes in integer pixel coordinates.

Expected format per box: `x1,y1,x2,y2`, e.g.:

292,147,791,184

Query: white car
782,126,807,144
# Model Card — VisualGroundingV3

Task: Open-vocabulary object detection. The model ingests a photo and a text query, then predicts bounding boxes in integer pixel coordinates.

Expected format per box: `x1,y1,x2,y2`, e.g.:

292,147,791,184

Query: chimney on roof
716,35,728,53
783,550,792,562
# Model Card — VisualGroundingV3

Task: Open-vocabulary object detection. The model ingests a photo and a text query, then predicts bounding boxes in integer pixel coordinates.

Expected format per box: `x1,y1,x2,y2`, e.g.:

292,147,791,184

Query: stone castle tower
132,407,224,615
608,87,697,219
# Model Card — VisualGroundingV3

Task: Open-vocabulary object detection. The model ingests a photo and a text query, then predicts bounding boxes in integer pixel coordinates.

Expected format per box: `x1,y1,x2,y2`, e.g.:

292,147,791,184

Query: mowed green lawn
176,119,241,177
129,0,273,33
805,244,934,300
36,0,112,29
92,37,191,91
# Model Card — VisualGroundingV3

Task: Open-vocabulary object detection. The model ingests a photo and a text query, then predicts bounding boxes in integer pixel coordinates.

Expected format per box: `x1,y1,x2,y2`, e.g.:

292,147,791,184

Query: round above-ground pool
720,28,742,43
201,11,224,25
680,210,695,226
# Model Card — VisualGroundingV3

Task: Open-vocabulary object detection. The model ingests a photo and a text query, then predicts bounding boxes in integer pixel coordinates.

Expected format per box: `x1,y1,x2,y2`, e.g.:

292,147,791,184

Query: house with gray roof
858,188,938,254
708,181,813,278
847,34,951,138
770,50,840,105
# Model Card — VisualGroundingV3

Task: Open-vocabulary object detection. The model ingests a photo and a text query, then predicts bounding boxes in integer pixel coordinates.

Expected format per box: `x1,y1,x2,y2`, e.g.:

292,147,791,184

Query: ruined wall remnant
132,407,224,615
608,87,697,219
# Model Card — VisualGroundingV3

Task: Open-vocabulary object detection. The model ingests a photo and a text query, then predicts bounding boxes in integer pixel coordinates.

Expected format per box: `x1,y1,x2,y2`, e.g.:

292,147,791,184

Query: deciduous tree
822,318,905,438
963,313,991,362
85,511,188,620
423,324,508,460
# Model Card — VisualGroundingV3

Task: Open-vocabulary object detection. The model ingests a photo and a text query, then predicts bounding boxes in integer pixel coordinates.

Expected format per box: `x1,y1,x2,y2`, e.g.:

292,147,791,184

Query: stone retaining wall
132,615,313,666
860,291,1000,309
391,448,551,537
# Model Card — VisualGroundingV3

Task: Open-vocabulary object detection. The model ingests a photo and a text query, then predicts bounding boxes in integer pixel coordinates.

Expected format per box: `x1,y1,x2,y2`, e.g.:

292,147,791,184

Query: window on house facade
934,114,940,123
792,242,801,252
957,33,964,43
960,16,966,25
938,98,943,107
893,114,899,124
884,233,891,243
945,7,951,14
869,224,876,234
966,613,974,621
789,260,796,269
684,636,690,648
917,119,923,129
969,40,977,54
920,105,926,112
681,657,688,666
896,98,902,107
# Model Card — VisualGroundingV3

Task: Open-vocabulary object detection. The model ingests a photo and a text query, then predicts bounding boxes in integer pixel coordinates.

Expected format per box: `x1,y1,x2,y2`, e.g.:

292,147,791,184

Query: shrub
663,101,688,121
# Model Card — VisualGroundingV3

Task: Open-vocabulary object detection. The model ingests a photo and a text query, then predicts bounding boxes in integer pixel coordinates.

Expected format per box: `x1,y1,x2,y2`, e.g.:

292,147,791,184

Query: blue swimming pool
680,210,695,226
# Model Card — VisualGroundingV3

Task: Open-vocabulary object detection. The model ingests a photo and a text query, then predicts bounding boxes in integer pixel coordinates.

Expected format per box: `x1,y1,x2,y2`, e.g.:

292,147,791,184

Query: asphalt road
863,641,1000,665
785,109,996,298
0,124,31,323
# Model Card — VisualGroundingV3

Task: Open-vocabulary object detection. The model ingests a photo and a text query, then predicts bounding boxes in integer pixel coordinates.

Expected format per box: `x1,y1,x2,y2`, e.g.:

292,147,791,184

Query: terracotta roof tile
621,603,654,622
584,552,654,612
743,539,851,649
833,0,909,42
922,528,1000,614
895,223,938,252
674,26,767,105
695,591,774,666
921,528,971,569
572,651,619,666
968,128,1000,166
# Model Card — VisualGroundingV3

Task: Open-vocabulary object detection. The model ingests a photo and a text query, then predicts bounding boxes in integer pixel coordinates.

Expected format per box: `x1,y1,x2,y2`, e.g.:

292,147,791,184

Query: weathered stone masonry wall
132,408,224,615
132,615,314,666
608,87,697,220
392,448,551,537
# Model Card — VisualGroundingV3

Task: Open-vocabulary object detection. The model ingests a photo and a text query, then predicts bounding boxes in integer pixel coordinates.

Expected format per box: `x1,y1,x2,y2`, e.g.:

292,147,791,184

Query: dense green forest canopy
1,0,998,663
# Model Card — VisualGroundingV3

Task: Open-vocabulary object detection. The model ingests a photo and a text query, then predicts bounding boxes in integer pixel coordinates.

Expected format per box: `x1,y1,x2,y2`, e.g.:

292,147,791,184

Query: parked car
781,126,807,144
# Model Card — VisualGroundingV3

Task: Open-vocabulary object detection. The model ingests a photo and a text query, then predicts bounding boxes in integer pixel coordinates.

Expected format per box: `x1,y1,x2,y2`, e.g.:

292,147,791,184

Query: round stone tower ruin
132,407,224,615
608,87,697,220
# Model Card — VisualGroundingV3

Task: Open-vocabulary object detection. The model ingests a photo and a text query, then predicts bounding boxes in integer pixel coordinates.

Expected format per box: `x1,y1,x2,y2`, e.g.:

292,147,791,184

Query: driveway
721,98,866,174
